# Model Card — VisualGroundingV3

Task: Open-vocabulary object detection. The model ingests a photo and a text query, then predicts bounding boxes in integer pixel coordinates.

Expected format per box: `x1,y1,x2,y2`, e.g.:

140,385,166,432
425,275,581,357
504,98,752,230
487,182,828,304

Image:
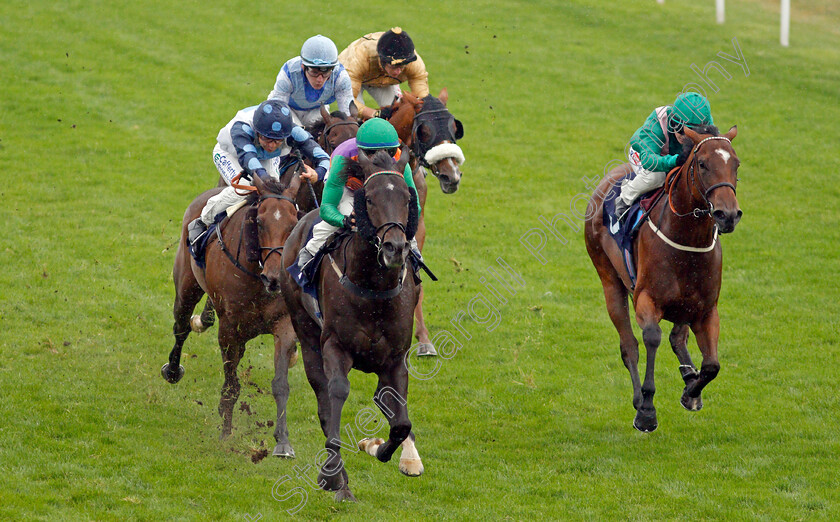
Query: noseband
257,193,297,266
321,119,359,155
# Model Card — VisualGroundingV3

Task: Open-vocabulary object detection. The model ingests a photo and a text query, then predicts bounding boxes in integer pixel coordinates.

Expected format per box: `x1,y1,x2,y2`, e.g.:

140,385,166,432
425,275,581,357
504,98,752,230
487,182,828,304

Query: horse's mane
245,176,286,203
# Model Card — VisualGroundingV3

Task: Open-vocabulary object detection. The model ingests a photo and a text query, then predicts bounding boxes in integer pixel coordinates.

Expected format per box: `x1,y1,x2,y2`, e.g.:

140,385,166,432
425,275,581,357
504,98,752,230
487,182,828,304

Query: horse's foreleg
217,324,245,440
317,340,355,500
368,364,412,464
669,324,702,411
271,316,297,458
634,292,663,432
685,308,722,408
398,432,424,477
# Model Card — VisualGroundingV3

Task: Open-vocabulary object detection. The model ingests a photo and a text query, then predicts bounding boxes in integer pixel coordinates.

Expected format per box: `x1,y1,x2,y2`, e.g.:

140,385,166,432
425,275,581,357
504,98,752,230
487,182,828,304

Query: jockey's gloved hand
253,168,269,182
342,214,355,229
675,145,692,167
378,106,393,120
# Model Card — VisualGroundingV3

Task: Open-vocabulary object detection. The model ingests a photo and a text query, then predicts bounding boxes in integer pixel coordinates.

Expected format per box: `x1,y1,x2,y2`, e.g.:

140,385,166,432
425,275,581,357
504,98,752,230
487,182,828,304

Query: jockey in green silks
297,117,422,269
615,92,714,220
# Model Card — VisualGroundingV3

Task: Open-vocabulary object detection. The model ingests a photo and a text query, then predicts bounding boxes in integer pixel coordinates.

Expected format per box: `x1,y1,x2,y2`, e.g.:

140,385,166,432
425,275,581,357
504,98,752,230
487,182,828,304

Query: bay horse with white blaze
279,148,422,502
584,125,742,432
163,174,302,456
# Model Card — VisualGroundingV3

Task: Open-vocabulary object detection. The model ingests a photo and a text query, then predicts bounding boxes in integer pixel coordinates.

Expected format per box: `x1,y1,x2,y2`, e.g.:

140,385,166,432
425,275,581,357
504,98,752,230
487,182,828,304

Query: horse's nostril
712,210,726,221
736,209,743,219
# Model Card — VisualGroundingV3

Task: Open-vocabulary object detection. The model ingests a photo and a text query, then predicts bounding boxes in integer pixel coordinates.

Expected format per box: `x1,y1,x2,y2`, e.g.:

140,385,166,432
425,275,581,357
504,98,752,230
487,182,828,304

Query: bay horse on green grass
163,174,302,456
584,124,742,432
278,148,422,502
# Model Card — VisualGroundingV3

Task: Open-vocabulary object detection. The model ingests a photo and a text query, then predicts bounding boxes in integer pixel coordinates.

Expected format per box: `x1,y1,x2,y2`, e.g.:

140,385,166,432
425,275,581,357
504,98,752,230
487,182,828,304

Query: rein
215,193,297,279
649,136,735,252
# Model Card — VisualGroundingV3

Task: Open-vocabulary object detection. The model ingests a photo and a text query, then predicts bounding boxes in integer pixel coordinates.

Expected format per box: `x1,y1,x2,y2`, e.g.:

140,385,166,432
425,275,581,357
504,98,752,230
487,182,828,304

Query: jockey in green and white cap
297,118,421,268
615,92,714,220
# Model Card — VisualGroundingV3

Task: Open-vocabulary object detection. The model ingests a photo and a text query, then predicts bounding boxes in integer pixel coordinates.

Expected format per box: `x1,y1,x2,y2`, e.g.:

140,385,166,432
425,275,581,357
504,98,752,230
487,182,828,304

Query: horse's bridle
411,108,458,169
321,119,359,155
669,136,737,218
256,193,297,266
361,170,411,267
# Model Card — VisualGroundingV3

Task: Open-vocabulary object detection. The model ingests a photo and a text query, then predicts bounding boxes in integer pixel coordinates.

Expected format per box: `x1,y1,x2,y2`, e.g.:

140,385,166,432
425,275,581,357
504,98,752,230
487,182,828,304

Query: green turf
2,0,839,519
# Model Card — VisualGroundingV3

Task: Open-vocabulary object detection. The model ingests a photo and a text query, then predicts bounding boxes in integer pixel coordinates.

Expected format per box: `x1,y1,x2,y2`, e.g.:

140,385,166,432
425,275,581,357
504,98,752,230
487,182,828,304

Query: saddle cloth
602,173,662,288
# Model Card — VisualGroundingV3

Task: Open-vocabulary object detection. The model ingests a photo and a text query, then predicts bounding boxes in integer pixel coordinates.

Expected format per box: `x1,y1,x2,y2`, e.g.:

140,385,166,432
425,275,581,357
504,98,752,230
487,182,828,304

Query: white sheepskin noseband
424,143,465,166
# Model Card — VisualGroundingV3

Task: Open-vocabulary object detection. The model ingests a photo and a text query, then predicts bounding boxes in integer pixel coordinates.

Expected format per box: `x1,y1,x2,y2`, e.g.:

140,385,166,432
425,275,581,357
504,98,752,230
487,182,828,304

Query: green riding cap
356,117,400,149
671,92,713,128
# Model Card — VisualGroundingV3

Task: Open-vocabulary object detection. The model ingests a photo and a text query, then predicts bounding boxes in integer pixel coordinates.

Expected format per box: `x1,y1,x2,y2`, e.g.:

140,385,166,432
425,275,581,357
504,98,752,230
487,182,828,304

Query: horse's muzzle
380,239,408,269
712,208,743,234
260,273,282,294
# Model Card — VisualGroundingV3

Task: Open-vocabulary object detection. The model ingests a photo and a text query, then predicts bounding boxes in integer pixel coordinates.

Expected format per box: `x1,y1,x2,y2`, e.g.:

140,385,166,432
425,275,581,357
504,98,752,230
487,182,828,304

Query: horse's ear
725,125,737,141
252,173,267,194
320,104,331,123
396,145,410,173
454,119,464,140
683,126,701,143
348,100,359,120
286,169,303,196
358,148,373,170
403,91,419,106
438,87,448,105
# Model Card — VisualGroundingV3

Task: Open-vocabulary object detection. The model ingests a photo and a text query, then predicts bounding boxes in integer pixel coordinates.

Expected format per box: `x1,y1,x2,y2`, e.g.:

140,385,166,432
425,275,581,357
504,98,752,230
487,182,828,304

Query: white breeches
201,145,282,225
289,107,325,129
303,188,355,255
618,149,668,205
356,84,401,109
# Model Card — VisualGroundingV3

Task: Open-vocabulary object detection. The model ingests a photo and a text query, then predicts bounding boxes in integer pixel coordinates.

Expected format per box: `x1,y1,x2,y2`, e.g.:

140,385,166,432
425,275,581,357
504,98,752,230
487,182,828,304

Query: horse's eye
366,197,372,205
698,160,706,170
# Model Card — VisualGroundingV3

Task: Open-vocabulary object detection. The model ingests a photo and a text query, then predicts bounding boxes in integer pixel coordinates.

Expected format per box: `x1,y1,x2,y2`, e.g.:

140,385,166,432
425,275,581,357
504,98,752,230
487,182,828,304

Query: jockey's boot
188,218,208,245
614,198,631,223
297,248,315,271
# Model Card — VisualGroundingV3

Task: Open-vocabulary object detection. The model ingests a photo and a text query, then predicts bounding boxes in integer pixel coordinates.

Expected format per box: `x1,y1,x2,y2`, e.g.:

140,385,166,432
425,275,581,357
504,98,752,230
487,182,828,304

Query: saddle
189,204,260,270
603,173,663,288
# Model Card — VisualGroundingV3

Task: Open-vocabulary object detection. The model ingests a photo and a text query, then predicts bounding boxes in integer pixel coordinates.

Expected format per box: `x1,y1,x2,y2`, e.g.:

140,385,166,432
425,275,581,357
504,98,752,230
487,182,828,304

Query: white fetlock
358,437,384,457
190,315,207,333
288,349,299,369
398,438,424,476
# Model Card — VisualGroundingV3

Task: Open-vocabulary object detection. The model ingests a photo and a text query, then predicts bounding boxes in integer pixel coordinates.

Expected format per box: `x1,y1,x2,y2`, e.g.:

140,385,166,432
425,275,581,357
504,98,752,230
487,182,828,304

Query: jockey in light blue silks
187,99,329,245
268,35,354,130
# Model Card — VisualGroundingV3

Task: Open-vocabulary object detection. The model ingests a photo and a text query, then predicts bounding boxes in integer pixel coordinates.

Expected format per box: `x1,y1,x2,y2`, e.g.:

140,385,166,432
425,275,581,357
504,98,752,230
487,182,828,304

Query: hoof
399,458,424,477
417,343,438,357
161,363,184,384
358,437,384,457
190,315,208,333
334,488,357,502
272,442,295,459
633,409,658,432
288,349,299,369
681,390,703,411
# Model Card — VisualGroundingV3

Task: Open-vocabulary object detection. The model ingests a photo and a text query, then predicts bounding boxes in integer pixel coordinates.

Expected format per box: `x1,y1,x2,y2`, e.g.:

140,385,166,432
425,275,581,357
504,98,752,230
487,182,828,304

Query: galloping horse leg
684,308,722,409
217,323,246,440
633,292,663,432
363,363,412,466
398,432,424,476
163,247,204,384
317,339,355,501
271,315,297,458
669,324,702,411
596,268,642,410
191,297,216,333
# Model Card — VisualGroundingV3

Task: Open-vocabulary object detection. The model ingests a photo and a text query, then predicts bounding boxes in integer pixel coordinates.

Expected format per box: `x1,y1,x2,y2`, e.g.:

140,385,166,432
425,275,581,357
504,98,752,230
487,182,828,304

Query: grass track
2,0,839,519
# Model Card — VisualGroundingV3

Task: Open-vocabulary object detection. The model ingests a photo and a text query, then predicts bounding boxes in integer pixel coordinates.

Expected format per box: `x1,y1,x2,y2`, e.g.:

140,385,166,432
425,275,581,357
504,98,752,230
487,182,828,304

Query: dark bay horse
279,149,422,502
584,125,742,432
386,89,465,355
163,174,302,456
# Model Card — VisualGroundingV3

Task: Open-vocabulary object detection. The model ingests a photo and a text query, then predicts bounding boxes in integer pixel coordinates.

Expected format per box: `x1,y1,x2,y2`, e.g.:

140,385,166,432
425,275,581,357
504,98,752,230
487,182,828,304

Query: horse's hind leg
669,324,702,411
191,298,216,333
271,316,297,458
412,221,436,355
596,269,642,411
685,308,722,408
163,247,204,384
217,323,246,440
633,292,663,432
